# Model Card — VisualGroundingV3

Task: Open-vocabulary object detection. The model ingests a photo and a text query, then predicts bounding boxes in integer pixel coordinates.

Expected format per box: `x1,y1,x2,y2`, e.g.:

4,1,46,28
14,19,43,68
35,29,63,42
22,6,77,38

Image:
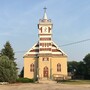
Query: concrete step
38,79,56,84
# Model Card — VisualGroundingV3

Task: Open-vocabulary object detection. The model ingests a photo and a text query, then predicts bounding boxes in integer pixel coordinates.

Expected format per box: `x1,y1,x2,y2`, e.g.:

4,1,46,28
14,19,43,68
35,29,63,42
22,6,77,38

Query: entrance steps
38,78,56,84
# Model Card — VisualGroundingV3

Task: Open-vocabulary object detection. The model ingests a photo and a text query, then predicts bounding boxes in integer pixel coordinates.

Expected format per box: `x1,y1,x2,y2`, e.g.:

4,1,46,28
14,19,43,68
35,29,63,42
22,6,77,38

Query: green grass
57,80,90,84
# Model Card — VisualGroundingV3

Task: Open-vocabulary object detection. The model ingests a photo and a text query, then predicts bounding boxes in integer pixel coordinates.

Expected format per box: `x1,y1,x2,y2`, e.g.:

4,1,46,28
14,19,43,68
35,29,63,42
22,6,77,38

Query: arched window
57,63,61,72
30,63,34,72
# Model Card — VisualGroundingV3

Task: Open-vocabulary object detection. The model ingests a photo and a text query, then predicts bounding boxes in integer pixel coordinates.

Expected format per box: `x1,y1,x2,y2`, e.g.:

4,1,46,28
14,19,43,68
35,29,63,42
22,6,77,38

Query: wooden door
43,66,48,77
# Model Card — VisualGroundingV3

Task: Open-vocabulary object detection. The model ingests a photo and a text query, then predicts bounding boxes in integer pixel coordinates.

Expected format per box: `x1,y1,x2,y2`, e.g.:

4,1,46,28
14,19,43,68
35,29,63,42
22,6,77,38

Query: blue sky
0,0,90,72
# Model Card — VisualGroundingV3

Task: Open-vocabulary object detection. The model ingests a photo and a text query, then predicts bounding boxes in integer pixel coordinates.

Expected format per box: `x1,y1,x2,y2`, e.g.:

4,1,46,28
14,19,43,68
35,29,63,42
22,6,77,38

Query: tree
1,41,17,66
68,61,85,79
78,61,85,75
83,53,90,79
0,56,17,83
19,67,24,78
83,53,90,65
68,61,78,73
1,41,15,61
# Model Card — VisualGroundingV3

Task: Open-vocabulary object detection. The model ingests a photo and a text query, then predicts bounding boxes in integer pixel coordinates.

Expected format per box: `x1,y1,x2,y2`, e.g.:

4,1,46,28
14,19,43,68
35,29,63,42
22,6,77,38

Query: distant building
23,8,67,80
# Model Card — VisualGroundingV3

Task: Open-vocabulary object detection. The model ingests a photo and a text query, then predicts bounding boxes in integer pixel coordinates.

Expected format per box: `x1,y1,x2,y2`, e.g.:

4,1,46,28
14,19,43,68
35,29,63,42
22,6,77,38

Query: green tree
0,56,17,83
68,61,78,73
1,41,17,66
1,41,15,61
19,67,24,78
78,61,85,76
68,61,85,79
83,53,90,79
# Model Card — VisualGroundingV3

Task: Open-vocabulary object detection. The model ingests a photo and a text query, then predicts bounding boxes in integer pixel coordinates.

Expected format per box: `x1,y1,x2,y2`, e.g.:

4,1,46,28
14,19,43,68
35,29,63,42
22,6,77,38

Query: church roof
24,41,67,57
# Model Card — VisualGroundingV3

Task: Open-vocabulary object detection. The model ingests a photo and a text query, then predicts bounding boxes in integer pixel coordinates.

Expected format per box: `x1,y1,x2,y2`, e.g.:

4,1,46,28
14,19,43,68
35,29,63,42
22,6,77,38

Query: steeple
43,7,48,20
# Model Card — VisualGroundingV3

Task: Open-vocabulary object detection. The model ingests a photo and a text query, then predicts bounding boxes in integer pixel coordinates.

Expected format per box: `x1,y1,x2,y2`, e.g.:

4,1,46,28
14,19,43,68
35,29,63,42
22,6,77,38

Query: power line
15,38,90,53
14,51,27,53
59,38,90,47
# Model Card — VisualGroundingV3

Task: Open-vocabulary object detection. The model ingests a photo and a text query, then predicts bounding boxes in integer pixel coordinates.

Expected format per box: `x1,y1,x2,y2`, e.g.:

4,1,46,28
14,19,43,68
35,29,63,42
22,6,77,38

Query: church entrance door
43,66,48,77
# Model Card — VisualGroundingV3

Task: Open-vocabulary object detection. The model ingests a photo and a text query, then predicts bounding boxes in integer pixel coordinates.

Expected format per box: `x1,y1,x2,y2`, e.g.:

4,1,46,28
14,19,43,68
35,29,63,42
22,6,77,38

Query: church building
24,8,67,80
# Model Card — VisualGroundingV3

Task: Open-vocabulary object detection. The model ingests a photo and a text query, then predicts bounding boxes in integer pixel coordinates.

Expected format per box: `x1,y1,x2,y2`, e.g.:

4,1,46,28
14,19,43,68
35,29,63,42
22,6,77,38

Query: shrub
16,78,34,83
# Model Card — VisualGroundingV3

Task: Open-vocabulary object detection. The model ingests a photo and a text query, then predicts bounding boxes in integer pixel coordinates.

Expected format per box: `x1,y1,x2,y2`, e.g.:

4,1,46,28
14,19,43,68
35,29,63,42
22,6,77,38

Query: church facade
24,8,67,80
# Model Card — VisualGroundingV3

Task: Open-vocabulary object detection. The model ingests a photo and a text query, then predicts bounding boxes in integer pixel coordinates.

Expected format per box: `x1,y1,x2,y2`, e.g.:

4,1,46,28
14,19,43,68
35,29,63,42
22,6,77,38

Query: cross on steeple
43,7,47,13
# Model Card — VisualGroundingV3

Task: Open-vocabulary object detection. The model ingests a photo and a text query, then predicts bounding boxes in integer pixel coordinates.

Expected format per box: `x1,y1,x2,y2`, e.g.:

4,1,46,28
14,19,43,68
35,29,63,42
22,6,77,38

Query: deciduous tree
83,53,90,79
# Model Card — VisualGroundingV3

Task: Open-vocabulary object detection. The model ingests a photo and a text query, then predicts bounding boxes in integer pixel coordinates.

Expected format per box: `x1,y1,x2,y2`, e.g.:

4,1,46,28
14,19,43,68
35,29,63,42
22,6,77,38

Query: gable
52,41,67,57
24,42,39,57
24,41,67,57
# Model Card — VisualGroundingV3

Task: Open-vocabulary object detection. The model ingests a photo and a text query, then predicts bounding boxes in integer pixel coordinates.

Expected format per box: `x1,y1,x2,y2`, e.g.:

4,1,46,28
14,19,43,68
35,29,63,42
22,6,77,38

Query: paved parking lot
0,82,90,90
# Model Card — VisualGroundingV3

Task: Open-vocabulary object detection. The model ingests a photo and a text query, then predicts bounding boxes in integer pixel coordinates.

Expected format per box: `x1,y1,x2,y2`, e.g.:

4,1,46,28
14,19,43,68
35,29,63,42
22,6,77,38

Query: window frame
57,63,61,72
30,63,34,72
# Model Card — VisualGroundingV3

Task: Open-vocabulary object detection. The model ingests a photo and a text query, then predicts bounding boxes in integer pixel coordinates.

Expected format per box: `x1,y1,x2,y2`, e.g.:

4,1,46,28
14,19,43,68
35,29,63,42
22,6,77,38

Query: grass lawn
58,80,90,84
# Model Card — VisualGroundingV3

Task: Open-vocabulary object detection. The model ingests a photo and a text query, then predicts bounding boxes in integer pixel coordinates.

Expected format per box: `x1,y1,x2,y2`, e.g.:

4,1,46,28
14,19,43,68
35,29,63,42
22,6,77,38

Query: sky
0,0,90,73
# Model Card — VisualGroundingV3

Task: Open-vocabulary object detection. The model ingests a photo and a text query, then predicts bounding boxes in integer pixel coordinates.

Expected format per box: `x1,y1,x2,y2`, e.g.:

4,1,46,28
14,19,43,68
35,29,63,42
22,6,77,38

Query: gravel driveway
0,83,90,90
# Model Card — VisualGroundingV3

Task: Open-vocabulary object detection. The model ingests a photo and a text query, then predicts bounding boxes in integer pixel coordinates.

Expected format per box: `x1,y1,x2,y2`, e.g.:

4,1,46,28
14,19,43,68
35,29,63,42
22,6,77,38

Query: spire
43,7,48,20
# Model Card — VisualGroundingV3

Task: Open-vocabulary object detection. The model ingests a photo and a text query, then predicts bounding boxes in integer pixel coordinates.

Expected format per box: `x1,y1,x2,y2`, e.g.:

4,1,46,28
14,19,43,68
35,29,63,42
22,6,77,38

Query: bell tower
38,7,53,54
